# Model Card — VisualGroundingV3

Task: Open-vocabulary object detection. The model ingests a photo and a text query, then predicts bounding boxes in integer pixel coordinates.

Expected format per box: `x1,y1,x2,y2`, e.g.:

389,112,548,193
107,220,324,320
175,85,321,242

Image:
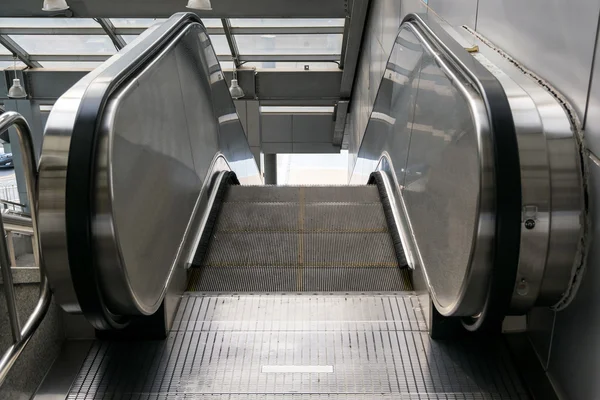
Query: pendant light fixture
229,70,245,99
42,0,70,11
7,58,27,99
186,0,212,10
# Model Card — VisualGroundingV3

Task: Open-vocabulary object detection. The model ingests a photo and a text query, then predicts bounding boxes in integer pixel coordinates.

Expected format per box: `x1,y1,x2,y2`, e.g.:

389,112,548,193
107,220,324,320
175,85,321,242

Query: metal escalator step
191,184,410,292
215,202,389,232
203,232,298,266
224,185,381,203
216,202,299,232
187,266,413,291
304,203,388,232
67,293,530,399
203,232,399,267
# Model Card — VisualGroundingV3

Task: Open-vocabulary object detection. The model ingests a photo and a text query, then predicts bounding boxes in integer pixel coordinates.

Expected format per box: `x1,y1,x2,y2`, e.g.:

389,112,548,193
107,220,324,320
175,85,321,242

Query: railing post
0,216,21,342
0,111,50,387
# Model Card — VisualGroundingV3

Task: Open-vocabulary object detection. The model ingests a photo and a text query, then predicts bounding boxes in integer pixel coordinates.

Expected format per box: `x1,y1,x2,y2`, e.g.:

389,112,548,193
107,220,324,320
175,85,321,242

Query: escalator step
215,202,389,232
187,265,412,291
191,185,410,292
224,185,381,203
202,232,399,267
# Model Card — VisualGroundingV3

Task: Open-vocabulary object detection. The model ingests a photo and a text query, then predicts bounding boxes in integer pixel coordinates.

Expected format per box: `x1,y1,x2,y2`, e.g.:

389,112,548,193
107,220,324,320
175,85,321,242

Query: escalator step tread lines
68,294,530,399
189,185,412,292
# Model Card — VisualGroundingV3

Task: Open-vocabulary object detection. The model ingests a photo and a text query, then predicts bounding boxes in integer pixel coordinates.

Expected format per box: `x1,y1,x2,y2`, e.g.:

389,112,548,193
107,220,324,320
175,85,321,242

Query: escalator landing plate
66,293,529,399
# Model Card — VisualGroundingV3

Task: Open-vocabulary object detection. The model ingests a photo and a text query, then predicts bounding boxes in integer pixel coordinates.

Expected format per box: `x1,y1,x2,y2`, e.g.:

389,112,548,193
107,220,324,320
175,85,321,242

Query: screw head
525,219,536,230
516,279,529,296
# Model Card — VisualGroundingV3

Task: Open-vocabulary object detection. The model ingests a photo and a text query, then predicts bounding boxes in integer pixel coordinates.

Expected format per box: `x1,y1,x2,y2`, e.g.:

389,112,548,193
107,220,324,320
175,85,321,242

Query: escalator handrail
395,14,521,330
64,13,205,329
0,111,51,387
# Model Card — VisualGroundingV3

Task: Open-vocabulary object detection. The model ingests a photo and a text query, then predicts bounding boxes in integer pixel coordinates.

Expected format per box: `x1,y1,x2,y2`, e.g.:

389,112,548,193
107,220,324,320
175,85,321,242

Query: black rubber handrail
406,13,522,332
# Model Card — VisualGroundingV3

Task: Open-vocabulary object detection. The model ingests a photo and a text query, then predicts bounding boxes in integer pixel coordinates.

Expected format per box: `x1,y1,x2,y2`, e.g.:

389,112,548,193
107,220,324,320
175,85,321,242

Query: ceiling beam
232,26,344,35
0,26,345,36
0,69,343,102
0,0,348,18
332,100,349,144
0,35,41,68
239,55,339,63
338,16,351,69
256,70,342,100
0,54,340,63
94,18,126,50
221,18,240,68
339,0,369,98
0,54,111,62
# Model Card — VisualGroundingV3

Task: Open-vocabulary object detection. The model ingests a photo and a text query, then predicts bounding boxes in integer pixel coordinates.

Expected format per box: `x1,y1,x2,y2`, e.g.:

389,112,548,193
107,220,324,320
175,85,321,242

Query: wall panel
476,0,600,120
346,0,428,179
428,0,478,28
549,156,600,400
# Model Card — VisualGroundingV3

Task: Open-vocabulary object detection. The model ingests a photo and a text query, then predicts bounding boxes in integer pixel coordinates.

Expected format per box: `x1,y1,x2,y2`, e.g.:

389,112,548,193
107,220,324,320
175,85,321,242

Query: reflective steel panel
39,13,260,321
351,20,497,317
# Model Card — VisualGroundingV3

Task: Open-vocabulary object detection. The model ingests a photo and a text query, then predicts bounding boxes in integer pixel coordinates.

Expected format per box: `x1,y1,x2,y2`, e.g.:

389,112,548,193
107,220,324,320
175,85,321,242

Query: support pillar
264,153,277,185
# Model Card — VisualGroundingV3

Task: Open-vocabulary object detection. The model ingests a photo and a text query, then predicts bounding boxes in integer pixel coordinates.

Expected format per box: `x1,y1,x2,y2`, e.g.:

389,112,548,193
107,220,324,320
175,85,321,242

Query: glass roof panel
208,35,231,55
0,61,26,69
0,44,9,55
200,19,224,28
122,34,229,55
242,61,339,70
123,35,138,45
110,18,166,28
110,18,219,28
236,34,342,55
230,19,345,27
9,34,117,55
0,18,99,27
219,61,235,69
39,61,104,68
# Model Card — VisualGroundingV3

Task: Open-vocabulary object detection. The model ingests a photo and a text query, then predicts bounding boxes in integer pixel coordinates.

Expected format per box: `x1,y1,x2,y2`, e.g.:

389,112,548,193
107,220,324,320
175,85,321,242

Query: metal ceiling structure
0,0,369,188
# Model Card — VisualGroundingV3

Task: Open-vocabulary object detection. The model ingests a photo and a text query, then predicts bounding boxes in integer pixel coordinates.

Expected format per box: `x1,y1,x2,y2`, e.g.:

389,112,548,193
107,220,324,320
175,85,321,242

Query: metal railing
0,186,22,212
0,199,26,213
0,111,50,386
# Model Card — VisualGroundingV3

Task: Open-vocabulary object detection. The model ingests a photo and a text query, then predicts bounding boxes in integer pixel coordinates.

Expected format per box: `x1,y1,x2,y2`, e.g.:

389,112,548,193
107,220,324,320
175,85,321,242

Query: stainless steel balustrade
39,13,261,329
350,13,585,327
0,111,50,387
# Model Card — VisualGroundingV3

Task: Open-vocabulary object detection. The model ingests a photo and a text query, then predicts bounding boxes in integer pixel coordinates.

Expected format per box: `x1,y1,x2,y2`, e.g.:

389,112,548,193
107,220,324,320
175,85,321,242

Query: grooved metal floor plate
67,294,529,399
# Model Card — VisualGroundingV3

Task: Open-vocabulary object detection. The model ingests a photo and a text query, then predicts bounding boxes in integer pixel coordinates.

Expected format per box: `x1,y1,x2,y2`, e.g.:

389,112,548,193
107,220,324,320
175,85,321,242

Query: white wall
346,0,428,178
346,1,600,398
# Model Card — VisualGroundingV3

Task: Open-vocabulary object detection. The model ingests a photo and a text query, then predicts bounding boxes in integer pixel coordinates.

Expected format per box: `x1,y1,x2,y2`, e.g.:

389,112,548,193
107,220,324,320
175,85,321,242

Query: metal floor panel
67,294,529,399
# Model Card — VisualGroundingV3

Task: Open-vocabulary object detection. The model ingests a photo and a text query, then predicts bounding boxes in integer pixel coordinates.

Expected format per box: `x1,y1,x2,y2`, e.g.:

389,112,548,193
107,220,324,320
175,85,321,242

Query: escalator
56,182,530,399
26,11,585,400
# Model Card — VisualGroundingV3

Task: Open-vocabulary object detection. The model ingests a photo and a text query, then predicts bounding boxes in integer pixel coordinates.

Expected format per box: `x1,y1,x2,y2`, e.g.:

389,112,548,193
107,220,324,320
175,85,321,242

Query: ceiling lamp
8,79,27,99
42,0,70,11
186,0,212,10
229,71,245,99
7,58,27,99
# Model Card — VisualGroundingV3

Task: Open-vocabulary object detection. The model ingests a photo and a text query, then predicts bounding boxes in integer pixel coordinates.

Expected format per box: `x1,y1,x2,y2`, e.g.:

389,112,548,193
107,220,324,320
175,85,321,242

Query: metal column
264,153,277,185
